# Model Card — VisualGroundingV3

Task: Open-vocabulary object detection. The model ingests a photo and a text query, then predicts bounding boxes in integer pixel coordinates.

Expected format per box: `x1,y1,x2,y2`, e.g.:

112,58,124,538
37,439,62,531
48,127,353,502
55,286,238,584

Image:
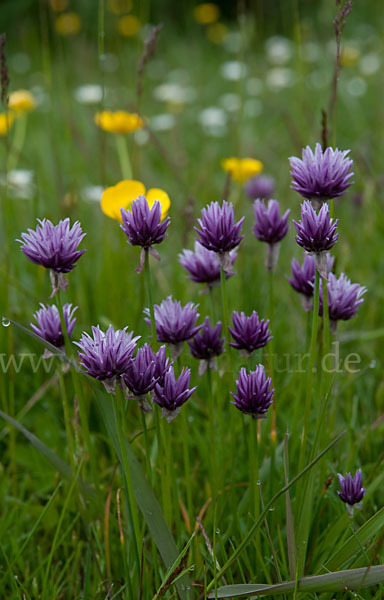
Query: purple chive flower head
188,317,224,374
178,242,236,287
154,366,196,422
152,296,201,357
31,303,77,349
74,325,139,391
319,272,366,332
18,218,86,295
287,254,335,311
253,199,290,244
294,201,338,277
337,470,366,510
229,311,272,356
245,175,275,201
232,366,274,419
18,218,86,273
289,143,354,203
152,345,172,387
194,201,244,272
120,195,170,248
122,344,157,396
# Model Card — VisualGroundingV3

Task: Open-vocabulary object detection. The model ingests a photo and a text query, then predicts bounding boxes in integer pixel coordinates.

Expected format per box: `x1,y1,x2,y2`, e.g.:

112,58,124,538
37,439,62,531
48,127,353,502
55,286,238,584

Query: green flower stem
220,265,233,375
208,285,217,322
268,268,277,498
322,275,331,357
177,354,193,526
115,134,132,180
141,409,152,483
299,268,320,473
7,113,27,172
207,365,218,500
56,291,98,487
144,248,158,349
249,418,260,550
113,387,141,577
160,413,173,527
57,366,76,476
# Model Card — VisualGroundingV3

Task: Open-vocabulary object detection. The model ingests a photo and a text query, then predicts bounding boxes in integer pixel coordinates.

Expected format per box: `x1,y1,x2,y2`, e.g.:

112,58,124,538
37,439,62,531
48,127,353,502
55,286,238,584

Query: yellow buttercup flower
340,46,360,68
95,111,144,134
101,180,170,223
8,90,36,113
118,15,141,37
193,3,220,25
55,12,82,36
222,157,263,183
0,112,14,136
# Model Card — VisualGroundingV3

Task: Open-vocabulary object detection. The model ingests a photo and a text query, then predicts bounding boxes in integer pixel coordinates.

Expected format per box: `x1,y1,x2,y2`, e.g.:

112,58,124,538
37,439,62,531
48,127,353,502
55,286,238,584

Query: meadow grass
1,1,384,598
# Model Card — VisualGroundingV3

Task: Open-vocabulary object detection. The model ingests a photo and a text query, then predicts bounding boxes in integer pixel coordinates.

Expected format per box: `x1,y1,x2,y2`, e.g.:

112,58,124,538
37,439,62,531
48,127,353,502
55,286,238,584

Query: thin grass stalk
57,366,76,476
56,291,97,484
115,134,132,180
7,113,27,172
160,412,173,527
144,248,157,348
268,269,277,498
208,286,217,322
299,269,320,473
207,365,218,500
113,387,141,578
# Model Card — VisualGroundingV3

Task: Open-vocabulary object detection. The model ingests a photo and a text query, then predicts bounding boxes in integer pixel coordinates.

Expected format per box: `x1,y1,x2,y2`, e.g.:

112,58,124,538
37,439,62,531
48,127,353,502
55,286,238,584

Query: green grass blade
0,409,94,498
206,431,346,592
94,388,193,600
324,506,384,571
207,564,384,598
152,532,195,600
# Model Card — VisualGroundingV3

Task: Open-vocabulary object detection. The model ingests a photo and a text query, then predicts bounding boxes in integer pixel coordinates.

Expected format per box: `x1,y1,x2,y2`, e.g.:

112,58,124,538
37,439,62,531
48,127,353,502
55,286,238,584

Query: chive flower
229,311,272,357
178,242,236,288
188,317,225,375
153,366,196,422
253,199,290,270
31,303,77,351
319,272,366,333
232,366,274,419
150,296,201,360
337,469,366,515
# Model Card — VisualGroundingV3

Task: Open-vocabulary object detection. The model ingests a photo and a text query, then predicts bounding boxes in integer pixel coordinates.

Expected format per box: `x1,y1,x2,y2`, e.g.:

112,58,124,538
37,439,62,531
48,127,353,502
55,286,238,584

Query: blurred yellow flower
118,15,141,37
101,180,170,223
55,12,82,36
222,157,264,183
193,3,220,25
95,111,144,134
340,46,360,67
206,23,228,45
107,0,133,15
8,90,36,113
49,0,69,11
0,112,14,136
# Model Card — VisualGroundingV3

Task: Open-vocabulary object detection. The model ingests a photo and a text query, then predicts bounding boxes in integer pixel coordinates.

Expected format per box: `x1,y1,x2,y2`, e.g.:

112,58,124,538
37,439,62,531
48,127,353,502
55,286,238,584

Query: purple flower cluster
287,254,334,311
121,196,170,249
179,242,236,287
194,201,244,271
253,199,290,245
294,201,338,255
232,366,274,419
31,303,77,349
320,273,366,332
245,175,275,201
289,143,354,204
337,470,366,508
18,218,86,295
188,317,224,374
229,311,271,356
153,367,196,422
152,296,201,357
74,325,139,389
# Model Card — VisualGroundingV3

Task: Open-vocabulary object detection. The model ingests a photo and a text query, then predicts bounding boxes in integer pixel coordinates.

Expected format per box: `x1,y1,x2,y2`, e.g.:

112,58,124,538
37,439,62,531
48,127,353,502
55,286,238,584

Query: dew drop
216,528,221,534
189,565,195,572
269,508,275,512
2,317,10,327
257,480,261,486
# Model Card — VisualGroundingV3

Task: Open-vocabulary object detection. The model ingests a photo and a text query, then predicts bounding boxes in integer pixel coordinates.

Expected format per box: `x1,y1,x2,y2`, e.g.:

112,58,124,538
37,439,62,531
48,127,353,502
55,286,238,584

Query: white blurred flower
360,53,380,76
134,129,150,145
346,77,367,97
74,84,103,104
246,77,263,96
150,114,176,131
82,185,104,203
1,169,35,199
198,107,227,137
153,82,196,104
266,68,295,90
220,60,247,81
219,93,241,112
265,36,293,65
244,98,262,118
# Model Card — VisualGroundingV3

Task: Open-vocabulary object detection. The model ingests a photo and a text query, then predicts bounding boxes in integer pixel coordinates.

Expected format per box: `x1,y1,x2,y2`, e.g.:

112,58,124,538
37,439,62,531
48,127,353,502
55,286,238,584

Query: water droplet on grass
2,317,10,327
